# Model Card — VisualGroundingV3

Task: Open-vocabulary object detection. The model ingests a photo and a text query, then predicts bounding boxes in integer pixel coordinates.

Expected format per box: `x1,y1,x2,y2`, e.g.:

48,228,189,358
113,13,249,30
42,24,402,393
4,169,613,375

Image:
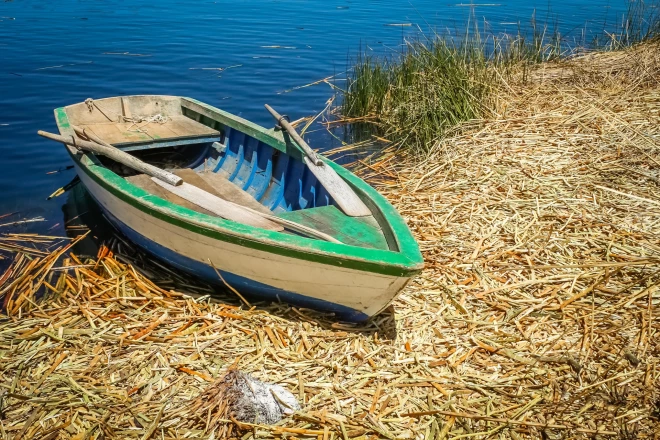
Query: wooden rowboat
50,95,423,321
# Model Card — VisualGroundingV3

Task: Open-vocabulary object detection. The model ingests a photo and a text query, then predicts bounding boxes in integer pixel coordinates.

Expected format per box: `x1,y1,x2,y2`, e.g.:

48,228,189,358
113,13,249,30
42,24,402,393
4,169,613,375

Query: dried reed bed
1,42,660,439
339,40,660,438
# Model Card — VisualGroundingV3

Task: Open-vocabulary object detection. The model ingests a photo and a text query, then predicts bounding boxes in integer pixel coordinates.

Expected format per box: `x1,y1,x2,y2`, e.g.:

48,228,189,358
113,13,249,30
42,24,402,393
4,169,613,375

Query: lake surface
0,0,632,231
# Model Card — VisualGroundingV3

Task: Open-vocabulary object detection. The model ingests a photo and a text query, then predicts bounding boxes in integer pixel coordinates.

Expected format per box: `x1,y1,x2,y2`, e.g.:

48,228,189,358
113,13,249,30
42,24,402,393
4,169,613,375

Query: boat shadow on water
60,183,398,339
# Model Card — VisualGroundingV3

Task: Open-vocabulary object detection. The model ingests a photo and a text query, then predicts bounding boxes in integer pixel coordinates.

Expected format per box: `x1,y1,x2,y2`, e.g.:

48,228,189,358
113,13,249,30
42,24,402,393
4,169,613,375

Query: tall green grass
344,39,495,152
342,1,659,154
599,0,660,48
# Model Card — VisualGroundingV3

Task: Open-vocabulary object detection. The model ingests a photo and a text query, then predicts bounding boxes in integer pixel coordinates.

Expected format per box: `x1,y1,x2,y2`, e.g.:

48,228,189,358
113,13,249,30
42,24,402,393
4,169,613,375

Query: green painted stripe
325,156,422,264
55,102,424,278
181,98,307,161
182,98,290,154
55,107,71,129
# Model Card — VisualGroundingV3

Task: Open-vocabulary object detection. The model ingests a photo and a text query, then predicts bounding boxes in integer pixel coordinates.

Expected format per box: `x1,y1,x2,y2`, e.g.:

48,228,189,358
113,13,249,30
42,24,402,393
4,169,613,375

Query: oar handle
37,130,183,186
264,104,323,166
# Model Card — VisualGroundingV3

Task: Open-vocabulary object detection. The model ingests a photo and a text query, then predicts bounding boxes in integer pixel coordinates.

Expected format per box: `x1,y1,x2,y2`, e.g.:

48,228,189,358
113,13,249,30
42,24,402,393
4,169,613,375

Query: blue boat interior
62,95,394,251
183,121,335,215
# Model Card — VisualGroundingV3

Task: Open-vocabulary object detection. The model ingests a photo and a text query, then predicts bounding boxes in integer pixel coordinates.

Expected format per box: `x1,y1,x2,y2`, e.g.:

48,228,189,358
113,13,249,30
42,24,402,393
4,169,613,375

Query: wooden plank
194,171,273,215
167,116,219,138
80,116,220,146
121,97,132,119
262,214,341,243
173,169,224,196
119,136,221,152
151,178,284,232
119,121,180,141
83,123,153,145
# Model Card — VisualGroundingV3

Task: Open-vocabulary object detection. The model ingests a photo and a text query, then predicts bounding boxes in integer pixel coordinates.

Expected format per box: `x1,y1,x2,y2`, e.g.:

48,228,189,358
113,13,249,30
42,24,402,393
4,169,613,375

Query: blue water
0,0,632,227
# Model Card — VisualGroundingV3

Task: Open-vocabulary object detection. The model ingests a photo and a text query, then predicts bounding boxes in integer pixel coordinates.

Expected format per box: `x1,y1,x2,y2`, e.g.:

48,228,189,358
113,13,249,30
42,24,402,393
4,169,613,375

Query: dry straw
1,41,659,439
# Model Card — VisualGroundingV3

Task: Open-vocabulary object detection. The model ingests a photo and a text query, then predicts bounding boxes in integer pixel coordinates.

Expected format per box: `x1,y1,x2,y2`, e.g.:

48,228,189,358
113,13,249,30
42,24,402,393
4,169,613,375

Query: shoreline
1,41,659,439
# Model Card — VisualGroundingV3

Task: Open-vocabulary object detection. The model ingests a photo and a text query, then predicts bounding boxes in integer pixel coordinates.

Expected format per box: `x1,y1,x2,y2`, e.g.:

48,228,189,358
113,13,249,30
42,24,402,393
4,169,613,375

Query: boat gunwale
54,97,424,277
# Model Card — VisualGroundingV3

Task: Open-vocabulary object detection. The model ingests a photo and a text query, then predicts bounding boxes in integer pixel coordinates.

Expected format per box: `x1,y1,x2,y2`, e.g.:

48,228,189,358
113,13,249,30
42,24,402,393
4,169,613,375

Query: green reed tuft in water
597,0,660,48
342,1,659,155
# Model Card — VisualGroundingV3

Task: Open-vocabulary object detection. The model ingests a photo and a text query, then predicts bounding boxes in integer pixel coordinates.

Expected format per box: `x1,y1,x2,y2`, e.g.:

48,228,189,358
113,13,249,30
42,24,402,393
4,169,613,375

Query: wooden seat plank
84,124,151,145
167,116,219,138
80,115,220,146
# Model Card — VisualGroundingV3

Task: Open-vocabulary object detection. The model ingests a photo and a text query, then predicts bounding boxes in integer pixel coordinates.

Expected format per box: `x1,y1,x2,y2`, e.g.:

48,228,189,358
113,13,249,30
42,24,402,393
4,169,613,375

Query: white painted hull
76,166,409,319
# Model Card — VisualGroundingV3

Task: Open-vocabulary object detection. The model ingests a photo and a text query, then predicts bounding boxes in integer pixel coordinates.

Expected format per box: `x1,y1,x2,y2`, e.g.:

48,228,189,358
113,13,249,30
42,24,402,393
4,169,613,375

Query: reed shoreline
1,41,660,439
341,1,660,155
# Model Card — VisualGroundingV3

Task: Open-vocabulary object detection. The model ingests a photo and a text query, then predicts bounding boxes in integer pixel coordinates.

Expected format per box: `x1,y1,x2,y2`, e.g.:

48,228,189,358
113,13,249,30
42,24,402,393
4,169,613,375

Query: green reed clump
600,0,660,48
343,36,541,153
342,29,564,154
353,39,493,150
342,1,659,154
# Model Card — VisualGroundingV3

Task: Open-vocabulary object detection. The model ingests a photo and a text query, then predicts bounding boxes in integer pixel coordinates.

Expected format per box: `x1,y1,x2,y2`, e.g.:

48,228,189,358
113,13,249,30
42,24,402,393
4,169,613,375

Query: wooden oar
37,130,183,186
39,130,283,231
151,177,341,243
73,125,121,152
151,178,283,231
264,104,371,217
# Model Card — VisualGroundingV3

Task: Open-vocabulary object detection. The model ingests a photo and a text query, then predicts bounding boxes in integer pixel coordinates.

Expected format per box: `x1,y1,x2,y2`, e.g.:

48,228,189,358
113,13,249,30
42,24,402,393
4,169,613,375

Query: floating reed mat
1,44,660,439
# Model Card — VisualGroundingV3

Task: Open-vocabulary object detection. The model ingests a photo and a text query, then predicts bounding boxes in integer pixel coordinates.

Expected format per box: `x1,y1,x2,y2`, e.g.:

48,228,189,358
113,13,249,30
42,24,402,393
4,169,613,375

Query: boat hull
75,163,410,321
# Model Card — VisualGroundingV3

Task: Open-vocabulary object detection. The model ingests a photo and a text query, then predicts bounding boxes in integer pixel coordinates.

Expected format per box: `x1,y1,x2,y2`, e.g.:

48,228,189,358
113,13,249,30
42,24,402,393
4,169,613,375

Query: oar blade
303,157,371,217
